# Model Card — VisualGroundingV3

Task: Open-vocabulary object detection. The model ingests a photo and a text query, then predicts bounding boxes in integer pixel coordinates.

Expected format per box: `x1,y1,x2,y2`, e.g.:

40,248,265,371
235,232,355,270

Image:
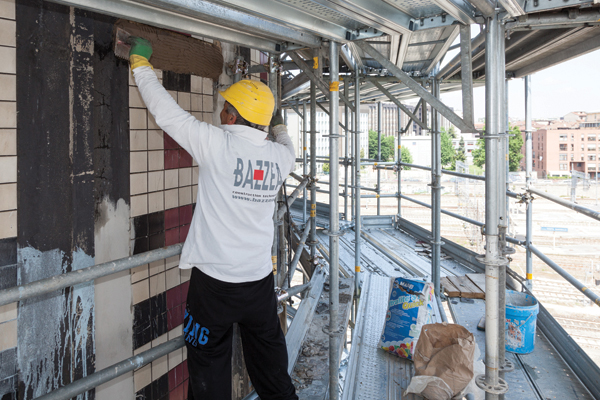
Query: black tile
148,232,165,251
0,238,16,267
0,265,17,291
157,312,168,337
151,316,160,340
150,378,159,400
148,211,164,235
162,71,191,93
135,384,151,400
134,299,151,329
157,374,169,398
133,215,149,239
0,348,17,379
133,237,149,256
150,293,166,318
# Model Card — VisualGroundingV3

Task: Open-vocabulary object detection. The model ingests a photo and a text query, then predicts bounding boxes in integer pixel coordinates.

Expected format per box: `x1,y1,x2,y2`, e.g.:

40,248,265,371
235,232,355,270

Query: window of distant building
582,134,585,140
559,154,567,160
589,134,597,141
571,134,575,141
581,144,585,151
578,162,583,167
571,143,575,151
589,144,597,151
560,164,567,170
589,154,596,161
559,134,567,141
559,144,567,151
581,154,585,161
571,154,574,161
589,164,597,171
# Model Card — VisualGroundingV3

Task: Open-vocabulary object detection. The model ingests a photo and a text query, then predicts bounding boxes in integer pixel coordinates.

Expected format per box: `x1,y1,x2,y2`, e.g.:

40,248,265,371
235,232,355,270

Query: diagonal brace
288,51,356,113
370,80,428,131
316,102,348,131
355,41,478,133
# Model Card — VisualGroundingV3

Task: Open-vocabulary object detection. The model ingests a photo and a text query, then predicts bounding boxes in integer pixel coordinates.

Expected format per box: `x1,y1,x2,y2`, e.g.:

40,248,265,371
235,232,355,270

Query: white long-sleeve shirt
133,66,295,283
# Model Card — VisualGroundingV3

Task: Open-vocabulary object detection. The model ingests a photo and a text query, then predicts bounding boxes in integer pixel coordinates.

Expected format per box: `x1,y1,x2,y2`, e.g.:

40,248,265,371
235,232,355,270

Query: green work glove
270,109,284,127
129,37,153,70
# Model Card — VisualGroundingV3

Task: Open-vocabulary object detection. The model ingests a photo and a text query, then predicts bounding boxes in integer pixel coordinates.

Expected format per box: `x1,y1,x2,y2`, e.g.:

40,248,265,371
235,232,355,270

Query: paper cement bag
409,323,476,399
379,277,434,360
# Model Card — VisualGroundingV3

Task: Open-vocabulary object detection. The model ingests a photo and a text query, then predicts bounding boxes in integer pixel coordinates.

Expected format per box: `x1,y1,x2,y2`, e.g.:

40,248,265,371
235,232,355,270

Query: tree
471,124,525,172
322,163,329,174
368,129,395,161
401,146,413,170
441,126,457,139
452,136,467,170
441,128,456,169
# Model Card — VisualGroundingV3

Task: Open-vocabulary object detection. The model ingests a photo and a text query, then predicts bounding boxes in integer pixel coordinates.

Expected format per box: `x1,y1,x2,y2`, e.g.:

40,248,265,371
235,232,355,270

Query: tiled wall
129,67,215,400
0,0,17,397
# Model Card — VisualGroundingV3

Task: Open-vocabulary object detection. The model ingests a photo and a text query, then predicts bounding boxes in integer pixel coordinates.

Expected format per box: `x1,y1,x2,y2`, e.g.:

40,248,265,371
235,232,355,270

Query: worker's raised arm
270,110,296,173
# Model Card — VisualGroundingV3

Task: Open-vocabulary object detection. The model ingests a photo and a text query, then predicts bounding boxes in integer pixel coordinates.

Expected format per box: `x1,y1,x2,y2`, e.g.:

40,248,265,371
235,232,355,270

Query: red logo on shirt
253,169,264,181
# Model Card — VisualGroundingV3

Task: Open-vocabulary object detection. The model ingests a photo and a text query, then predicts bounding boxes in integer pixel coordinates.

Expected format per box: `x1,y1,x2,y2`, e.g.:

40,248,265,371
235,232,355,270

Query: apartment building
367,101,457,137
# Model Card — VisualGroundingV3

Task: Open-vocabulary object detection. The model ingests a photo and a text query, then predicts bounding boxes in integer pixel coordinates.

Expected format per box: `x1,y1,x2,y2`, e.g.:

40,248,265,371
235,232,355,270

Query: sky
436,49,600,122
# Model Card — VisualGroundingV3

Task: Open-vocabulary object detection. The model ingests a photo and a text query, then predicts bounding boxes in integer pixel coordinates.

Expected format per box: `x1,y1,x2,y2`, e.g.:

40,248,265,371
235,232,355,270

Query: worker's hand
270,109,285,127
129,37,153,70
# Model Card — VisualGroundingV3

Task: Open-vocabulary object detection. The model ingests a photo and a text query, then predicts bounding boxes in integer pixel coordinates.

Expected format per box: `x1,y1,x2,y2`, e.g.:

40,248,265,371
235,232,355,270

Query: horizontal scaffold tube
0,244,183,307
529,187,600,222
278,177,310,220
277,282,312,303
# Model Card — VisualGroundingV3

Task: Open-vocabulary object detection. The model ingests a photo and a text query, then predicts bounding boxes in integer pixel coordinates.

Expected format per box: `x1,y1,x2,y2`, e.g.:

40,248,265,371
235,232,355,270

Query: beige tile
148,191,164,213
129,85,145,108
202,112,213,124
166,266,180,290
191,111,202,121
165,255,179,270
152,354,169,380
192,167,199,183
154,69,163,81
0,156,16,183
148,171,164,192
167,90,177,102
203,78,213,95
130,172,148,196
0,210,15,239
0,302,16,324
192,185,198,201
203,95,213,113
0,47,15,74
168,323,183,340
129,108,147,130
152,333,168,347
0,0,15,20
190,94,202,112
178,168,192,187
134,364,152,392
0,319,16,351
0,182,17,211
129,70,137,87
192,157,198,167
130,151,147,173
0,129,15,155
168,348,183,371
0,74,15,101
182,346,187,361
130,194,148,218
164,169,178,190
133,341,151,356
131,264,149,284
132,279,149,305
0,101,16,128
0,20,15,47
149,259,165,276
148,112,160,130
148,130,164,150
179,186,192,206
148,150,164,171
191,75,202,94
177,92,191,111
130,130,147,151
149,272,166,297
180,268,192,283
165,189,179,210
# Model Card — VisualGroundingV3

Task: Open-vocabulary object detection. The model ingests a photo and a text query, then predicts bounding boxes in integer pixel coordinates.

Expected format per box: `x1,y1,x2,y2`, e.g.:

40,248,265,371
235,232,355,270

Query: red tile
183,380,189,400
164,132,180,150
167,308,175,331
174,304,184,326
179,149,193,168
165,149,179,169
179,205,193,226
181,281,190,301
170,384,184,400
183,361,189,381
175,363,184,386
166,286,181,310
165,208,180,230
168,368,177,391
180,224,190,242
165,228,180,246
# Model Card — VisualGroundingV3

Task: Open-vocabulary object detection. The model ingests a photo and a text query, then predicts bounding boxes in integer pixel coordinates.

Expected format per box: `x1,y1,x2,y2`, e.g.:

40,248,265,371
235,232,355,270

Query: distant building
563,111,587,122
582,111,600,128
451,133,479,165
367,101,459,137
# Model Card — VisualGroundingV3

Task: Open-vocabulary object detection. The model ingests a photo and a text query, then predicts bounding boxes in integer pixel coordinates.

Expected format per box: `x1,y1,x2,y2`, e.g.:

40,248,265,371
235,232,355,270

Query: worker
129,37,298,400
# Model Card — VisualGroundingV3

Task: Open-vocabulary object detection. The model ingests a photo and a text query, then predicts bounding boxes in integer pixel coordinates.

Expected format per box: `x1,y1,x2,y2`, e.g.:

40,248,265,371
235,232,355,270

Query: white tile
152,354,169,380
180,268,192,283
134,364,152,392
152,333,168,347
166,267,180,290
168,348,183,371
133,341,151,356
203,95,213,113
192,167,199,183
130,130,147,151
130,152,147,173
149,259,165,276
203,78,213,95
191,94,202,112
130,173,148,196
148,171,164,192
191,75,202,94
130,194,148,218
178,186,192,206
0,0,15,20
164,169,178,189
0,302,16,324
177,92,191,111
148,130,164,150
0,130,15,155
178,168,192,187
0,182,16,211
129,108,147,130
131,264,149,284
192,185,198,201
0,210,15,239
132,279,149,305
0,101,16,128
149,272,166,297
167,90,177,102
129,86,145,108
0,155,16,183
148,150,164,171
0,319,17,351
165,189,179,210
0,74,15,101
0,47,15,74
148,191,164,213
165,255,179,270
148,112,160,130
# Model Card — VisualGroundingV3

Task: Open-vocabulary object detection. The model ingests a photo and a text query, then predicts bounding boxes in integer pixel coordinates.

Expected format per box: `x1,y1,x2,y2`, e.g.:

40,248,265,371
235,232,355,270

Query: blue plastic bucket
505,290,539,354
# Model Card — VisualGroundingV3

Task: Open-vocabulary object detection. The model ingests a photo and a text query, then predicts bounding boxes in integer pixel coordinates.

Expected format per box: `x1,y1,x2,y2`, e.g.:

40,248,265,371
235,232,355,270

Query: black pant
185,268,298,400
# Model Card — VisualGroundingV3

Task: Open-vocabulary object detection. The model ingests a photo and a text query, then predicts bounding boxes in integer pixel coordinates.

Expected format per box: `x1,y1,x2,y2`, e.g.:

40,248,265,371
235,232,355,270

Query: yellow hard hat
219,80,275,126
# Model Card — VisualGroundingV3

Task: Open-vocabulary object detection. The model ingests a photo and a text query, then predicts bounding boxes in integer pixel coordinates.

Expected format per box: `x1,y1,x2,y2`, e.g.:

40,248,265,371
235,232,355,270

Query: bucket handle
507,310,536,330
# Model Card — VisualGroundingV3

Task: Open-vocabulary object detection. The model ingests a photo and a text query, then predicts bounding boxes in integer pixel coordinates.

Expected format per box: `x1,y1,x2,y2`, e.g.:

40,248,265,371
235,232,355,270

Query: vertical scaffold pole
303,102,308,224
328,41,341,400
525,76,533,289
377,101,382,215
351,83,356,222
431,78,442,297
345,81,350,221
398,107,402,217
354,72,362,301
309,49,318,266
